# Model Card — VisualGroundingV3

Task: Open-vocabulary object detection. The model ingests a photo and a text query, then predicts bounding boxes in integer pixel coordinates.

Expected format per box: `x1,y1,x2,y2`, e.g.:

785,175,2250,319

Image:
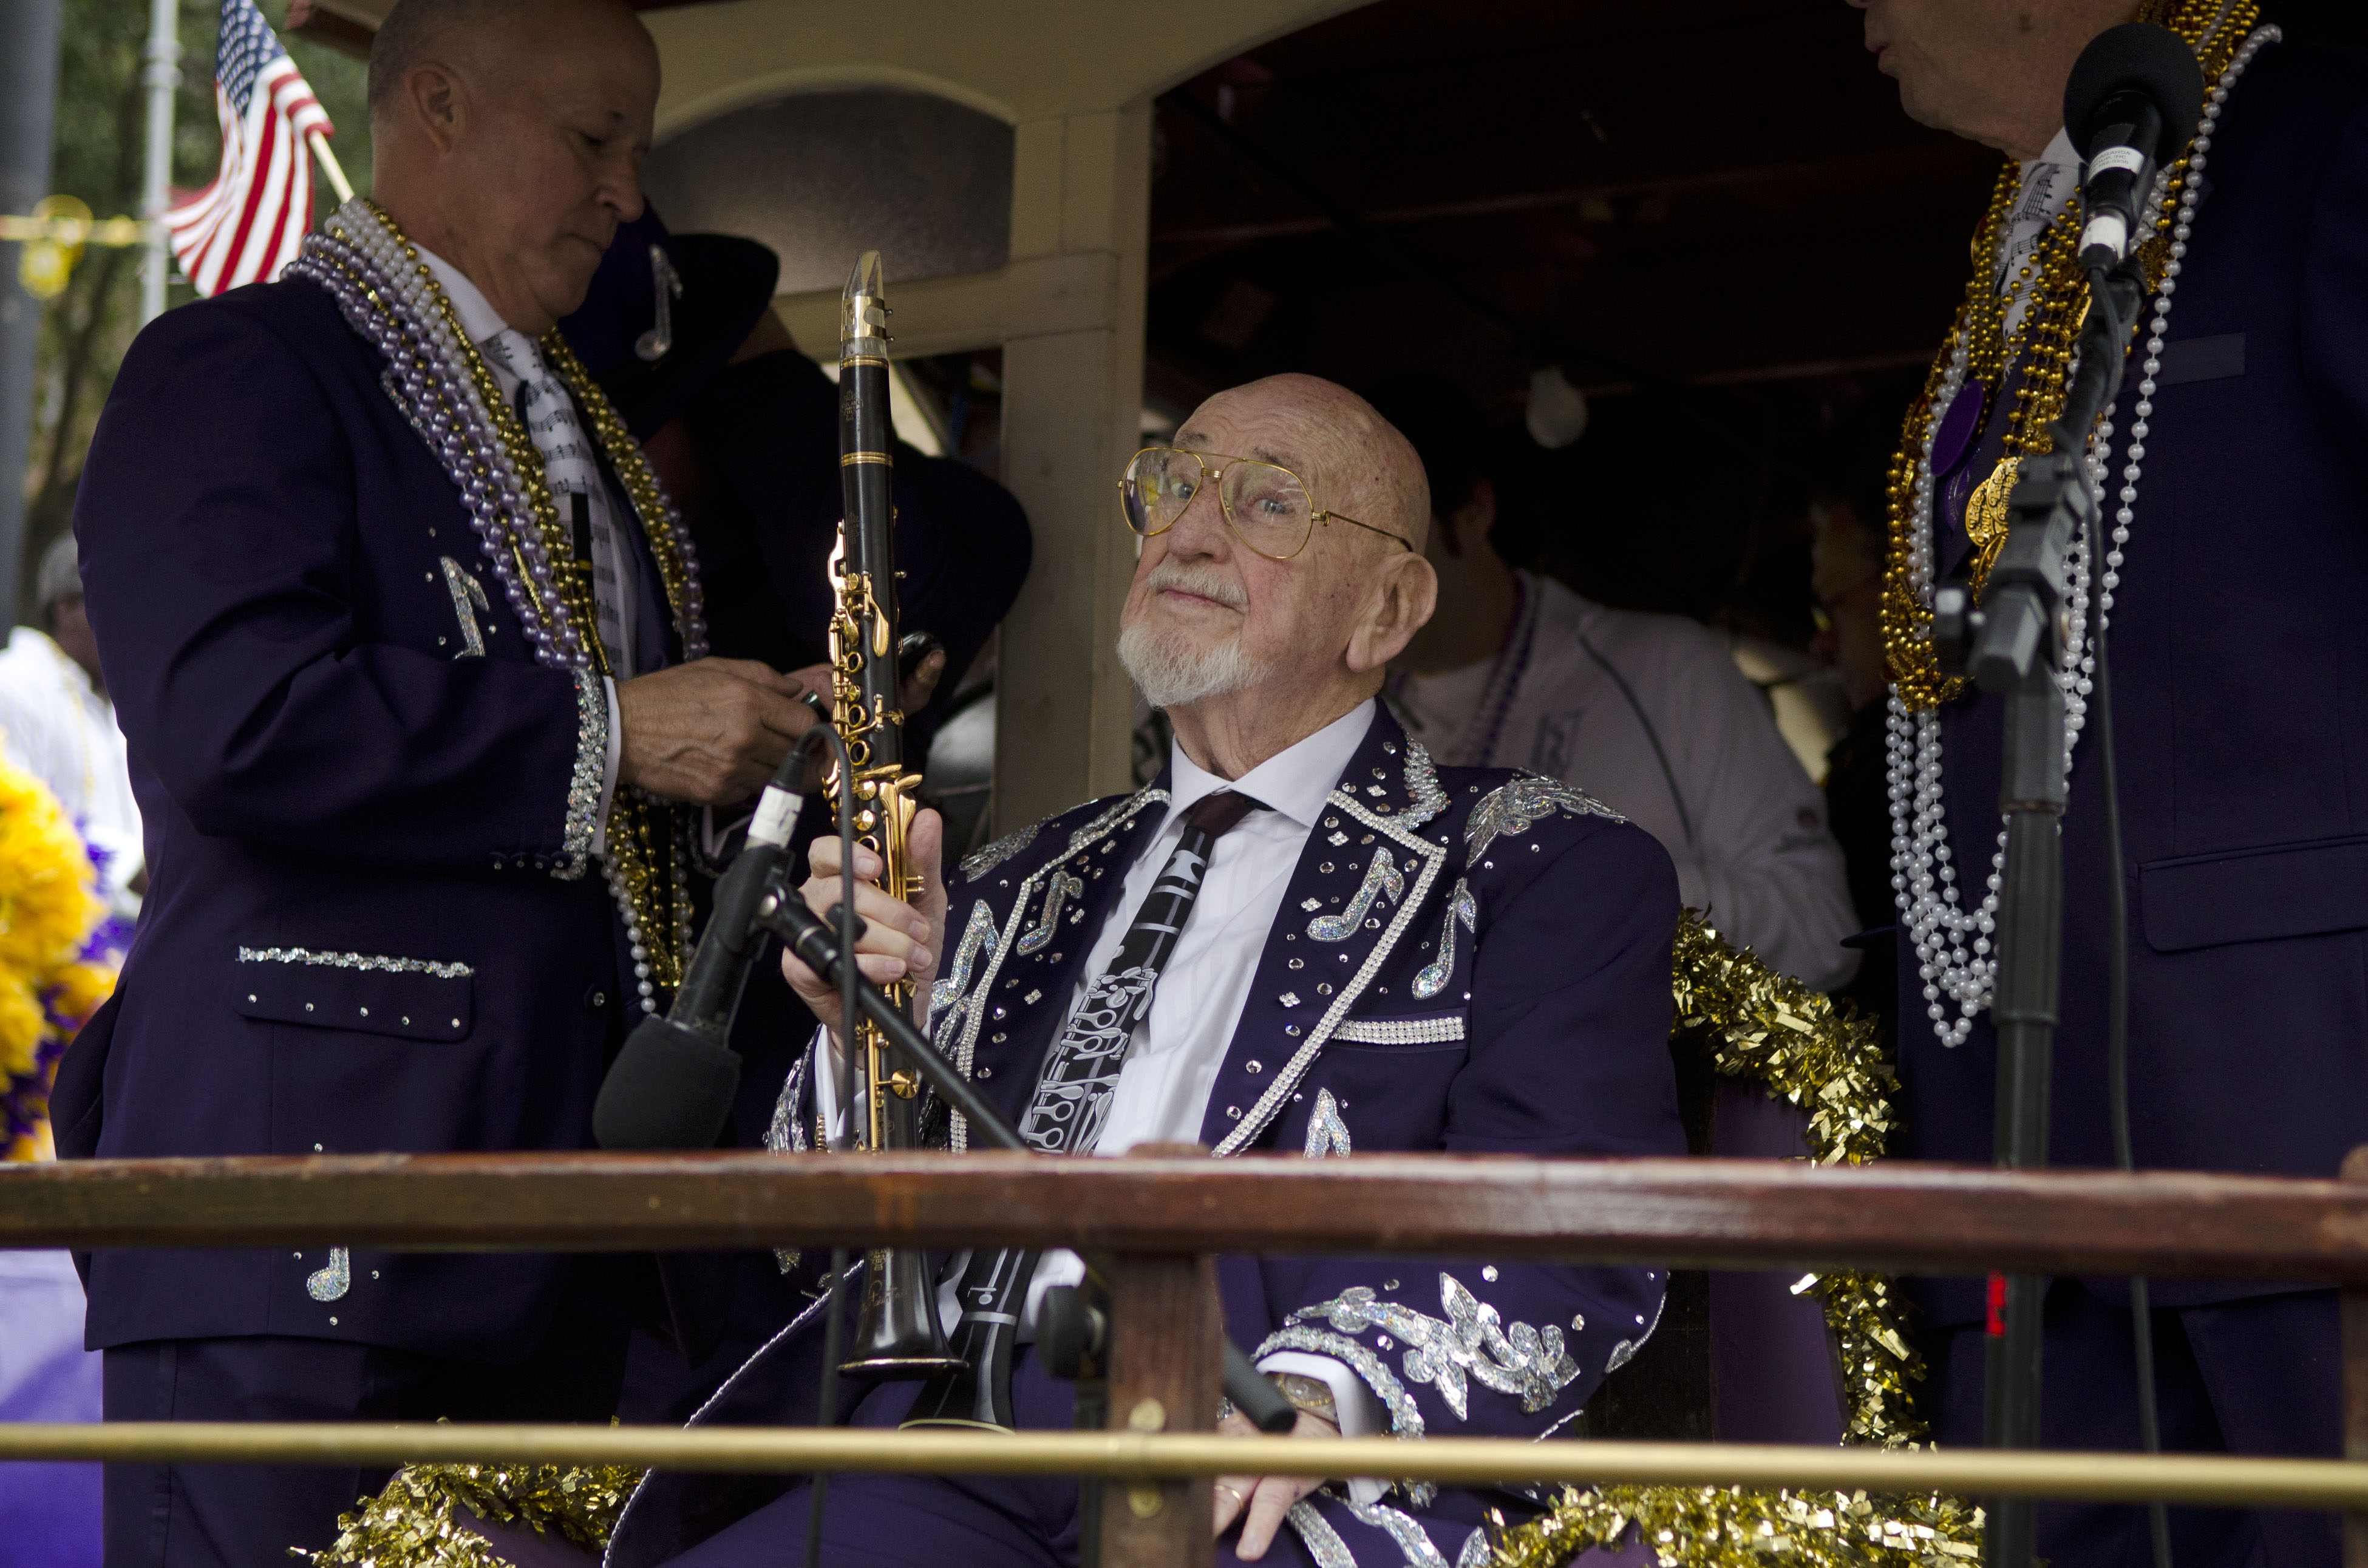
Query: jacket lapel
942,781,1171,1149
1206,705,1451,1155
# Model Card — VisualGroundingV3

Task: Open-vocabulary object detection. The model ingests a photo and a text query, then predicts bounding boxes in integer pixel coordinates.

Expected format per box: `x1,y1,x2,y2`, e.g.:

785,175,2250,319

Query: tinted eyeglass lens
1219,461,1313,557
1123,449,1202,534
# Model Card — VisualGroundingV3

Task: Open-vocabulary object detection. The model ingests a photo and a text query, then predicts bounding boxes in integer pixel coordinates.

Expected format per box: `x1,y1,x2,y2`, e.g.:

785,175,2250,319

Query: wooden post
2342,1147,2368,1568
1097,1144,1223,1568
1097,1249,1222,1568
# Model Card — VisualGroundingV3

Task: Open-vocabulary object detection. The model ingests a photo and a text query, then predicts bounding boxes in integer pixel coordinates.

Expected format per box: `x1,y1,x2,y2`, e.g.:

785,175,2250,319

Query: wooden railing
7,1149,2368,1567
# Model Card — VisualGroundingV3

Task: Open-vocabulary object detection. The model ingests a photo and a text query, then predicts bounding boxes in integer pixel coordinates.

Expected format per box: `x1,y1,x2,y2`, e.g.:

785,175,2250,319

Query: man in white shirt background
0,534,145,926
1369,376,1861,993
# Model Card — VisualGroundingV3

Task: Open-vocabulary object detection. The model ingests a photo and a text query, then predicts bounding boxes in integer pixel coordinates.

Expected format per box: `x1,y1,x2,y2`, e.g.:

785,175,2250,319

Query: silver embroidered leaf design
1465,772,1622,863
1409,879,1476,1001
959,815,1048,882
1290,1271,1580,1419
1308,848,1404,941
1400,740,1448,830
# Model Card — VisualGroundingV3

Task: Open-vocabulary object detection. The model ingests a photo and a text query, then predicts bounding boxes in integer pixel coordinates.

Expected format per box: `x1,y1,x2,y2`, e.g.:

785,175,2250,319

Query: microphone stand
1936,253,2145,1568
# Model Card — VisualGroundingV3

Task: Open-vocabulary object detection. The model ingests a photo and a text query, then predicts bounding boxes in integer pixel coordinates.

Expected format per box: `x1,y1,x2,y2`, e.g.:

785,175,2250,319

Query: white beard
1116,617,1270,711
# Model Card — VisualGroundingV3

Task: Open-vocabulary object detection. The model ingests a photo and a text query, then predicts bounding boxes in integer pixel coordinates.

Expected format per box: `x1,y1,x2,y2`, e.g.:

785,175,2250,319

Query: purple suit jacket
607,700,1686,1562
1897,39,2368,1317
58,276,675,1359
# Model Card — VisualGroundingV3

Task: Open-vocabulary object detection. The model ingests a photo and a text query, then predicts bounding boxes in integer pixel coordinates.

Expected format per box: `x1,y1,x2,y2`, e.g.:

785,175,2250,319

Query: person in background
0,534,145,926
1370,375,1860,993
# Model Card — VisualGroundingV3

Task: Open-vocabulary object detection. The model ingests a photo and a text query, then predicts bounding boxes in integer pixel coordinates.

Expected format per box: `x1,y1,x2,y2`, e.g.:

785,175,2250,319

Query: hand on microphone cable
781,807,947,1053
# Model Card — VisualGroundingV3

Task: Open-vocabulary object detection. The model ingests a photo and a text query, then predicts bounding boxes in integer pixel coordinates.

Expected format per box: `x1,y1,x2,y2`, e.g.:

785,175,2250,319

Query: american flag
162,0,336,295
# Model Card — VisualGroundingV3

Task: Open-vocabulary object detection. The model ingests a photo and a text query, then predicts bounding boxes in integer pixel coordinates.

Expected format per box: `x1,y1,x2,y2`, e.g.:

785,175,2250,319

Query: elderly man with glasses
609,373,1687,1568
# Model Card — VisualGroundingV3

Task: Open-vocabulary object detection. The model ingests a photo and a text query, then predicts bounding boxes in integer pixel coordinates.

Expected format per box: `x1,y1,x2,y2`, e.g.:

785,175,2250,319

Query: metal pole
0,0,65,630
140,0,182,325
0,1424,2366,1510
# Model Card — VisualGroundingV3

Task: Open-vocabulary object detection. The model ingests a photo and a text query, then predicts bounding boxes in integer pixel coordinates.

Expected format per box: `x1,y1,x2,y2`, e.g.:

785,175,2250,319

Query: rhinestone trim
1333,1014,1464,1045
1344,1501,1451,1568
238,946,474,980
1288,1501,1359,1568
558,668,605,880
1410,880,1476,1002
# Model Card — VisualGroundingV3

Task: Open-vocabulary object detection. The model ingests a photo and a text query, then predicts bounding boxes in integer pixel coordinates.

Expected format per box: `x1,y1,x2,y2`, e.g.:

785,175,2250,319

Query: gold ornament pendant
1961,455,2020,585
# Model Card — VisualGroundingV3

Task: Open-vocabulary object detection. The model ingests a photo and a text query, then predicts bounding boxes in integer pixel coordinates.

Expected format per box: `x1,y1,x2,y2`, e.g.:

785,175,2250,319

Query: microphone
2063,23,2204,270
591,775,810,1151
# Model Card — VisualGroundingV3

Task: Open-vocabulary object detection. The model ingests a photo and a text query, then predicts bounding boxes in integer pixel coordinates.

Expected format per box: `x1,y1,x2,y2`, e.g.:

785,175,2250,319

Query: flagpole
307,131,353,206
138,0,180,324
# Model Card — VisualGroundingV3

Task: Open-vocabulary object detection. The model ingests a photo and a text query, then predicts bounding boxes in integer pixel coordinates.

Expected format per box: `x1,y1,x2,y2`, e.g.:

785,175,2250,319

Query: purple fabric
1706,1081,1845,1444
1916,1281,2339,1568
0,1249,102,1568
99,1299,629,1568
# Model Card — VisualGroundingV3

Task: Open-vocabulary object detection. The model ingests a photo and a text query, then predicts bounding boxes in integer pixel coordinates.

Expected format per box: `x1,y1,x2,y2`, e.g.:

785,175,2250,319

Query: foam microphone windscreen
2063,23,2205,163
591,1016,742,1150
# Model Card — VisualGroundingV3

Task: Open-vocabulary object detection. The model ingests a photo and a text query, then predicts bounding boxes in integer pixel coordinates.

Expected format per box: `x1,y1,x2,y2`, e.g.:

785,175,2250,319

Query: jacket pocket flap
2138,836,2368,953
1331,1012,1465,1046
234,948,474,1041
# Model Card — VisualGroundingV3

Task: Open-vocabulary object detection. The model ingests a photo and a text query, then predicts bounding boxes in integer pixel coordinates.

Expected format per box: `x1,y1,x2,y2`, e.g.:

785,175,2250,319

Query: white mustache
1143,562,1246,609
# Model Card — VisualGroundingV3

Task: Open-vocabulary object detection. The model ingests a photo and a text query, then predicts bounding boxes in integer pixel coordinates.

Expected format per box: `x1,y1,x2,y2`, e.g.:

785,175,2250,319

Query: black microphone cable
791,718,859,1568
2073,273,2172,1568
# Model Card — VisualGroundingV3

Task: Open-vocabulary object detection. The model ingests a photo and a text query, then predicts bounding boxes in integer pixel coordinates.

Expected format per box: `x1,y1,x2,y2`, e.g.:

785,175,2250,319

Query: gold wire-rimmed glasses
1118,446,1414,562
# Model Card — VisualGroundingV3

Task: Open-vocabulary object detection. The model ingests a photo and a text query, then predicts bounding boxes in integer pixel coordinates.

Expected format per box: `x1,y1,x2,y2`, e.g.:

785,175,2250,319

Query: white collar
2026,126,2080,177
414,244,512,346
1164,701,1376,832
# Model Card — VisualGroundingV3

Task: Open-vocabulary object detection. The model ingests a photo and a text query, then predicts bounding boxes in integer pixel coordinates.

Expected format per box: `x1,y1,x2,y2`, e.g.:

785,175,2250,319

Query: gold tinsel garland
1489,915,1975,1568
1494,1484,1984,1568
304,1451,643,1568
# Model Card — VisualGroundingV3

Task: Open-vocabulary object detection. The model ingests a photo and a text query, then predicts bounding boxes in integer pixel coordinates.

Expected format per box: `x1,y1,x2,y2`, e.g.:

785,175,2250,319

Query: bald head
369,0,657,334
1118,373,1440,778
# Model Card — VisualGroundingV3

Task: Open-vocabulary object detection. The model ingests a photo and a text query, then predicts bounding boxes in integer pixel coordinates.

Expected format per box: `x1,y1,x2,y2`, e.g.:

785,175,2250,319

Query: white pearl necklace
1887,25,2278,1049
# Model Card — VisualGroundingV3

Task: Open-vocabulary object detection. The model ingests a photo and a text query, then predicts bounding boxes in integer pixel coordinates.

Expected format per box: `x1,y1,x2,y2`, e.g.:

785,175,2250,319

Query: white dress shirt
0,627,144,920
815,702,1390,1481
1392,572,1860,990
415,246,629,846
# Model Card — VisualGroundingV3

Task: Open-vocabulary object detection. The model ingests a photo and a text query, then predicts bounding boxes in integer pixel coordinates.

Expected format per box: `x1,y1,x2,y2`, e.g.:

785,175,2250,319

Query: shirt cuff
593,676,622,858
1259,1349,1390,1505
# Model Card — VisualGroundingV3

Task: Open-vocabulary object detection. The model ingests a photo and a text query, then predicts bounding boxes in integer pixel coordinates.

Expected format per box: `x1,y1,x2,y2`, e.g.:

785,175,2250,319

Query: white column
991,104,1151,832
138,0,180,324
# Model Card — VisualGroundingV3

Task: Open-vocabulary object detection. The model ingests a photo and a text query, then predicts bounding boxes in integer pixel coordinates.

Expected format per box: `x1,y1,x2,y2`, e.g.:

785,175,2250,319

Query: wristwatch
1271,1371,1339,1425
